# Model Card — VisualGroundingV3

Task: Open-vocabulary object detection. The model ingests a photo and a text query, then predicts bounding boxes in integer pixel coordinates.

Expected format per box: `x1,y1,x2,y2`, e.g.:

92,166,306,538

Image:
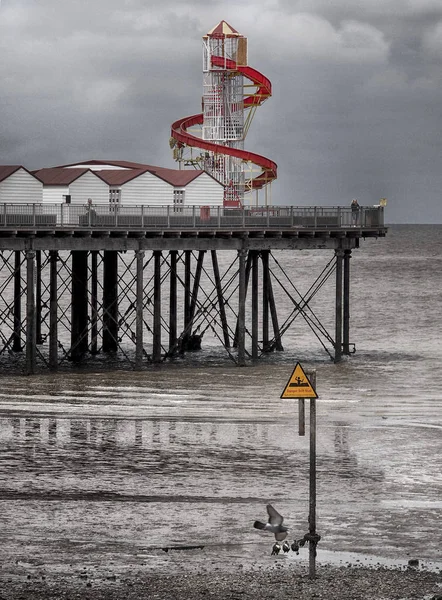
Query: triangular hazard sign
280,363,318,399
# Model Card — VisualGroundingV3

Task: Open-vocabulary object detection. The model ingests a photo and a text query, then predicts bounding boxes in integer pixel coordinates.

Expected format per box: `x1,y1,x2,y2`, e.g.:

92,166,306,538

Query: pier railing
0,203,384,230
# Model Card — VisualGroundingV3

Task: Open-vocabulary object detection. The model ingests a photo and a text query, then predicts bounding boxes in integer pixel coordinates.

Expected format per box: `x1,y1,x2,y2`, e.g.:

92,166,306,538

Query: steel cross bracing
0,249,352,373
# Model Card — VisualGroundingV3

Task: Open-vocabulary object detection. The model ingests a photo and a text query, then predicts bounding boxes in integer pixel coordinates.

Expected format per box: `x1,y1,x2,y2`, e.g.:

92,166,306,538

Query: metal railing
0,203,385,230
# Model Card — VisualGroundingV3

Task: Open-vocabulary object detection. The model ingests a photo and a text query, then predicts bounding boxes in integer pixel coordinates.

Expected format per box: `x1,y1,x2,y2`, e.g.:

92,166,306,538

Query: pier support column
334,247,344,363
182,250,192,351
152,250,162,363
343,249,351,355
135,250,145,370
262,250,283,351
36,250,43,345
90,251,99,355
49,251,58,370
25,250,36,375
237,248,247,366
251,250,259,359
234,251,252,348
103,251,119,352
169,250,178,354
211,250,230,348
262,251,270,352
13,251,22,352
71,251,89,361
189,250,205,325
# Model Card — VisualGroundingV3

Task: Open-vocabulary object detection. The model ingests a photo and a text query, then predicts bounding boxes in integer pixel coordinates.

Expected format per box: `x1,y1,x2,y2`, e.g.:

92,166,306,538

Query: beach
1,558,441,600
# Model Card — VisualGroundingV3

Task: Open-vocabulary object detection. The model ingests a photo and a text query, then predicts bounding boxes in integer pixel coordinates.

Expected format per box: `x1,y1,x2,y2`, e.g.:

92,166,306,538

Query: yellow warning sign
280,363,318,399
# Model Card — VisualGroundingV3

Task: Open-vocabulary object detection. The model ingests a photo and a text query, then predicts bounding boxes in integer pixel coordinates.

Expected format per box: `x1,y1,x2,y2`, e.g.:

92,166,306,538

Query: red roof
96,169,151,185
153,168,205,186
96,167,207,187
0,165,41,183
205,21,242,38
47,160,224,188
0,165,22,183
33,168,92,185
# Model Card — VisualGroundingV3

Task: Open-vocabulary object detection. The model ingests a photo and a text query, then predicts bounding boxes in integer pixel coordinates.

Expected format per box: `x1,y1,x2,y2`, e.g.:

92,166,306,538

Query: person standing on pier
86,197,97,225
351,198,360,226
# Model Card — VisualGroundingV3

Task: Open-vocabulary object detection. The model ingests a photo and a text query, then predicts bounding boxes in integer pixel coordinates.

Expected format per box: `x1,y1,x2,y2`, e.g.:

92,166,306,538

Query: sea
0,224,440,576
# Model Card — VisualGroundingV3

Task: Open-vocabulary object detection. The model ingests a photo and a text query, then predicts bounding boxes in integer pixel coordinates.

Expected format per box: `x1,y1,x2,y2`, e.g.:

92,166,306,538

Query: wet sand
1,555,441,600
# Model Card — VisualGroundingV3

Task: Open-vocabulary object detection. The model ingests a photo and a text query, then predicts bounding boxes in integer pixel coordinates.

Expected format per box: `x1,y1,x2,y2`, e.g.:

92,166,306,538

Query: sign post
281,363,319,579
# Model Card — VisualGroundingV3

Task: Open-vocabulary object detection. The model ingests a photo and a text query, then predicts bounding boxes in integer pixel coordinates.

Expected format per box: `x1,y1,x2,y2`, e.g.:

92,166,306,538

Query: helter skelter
170,20,277,207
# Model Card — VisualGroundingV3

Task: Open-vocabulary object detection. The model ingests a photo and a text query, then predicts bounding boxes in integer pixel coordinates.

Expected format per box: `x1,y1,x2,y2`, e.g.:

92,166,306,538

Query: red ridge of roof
33,168,92,185
54,159,163,171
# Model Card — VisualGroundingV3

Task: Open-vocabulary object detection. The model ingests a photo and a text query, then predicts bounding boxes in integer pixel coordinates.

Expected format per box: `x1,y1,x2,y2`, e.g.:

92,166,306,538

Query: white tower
201,21,247,206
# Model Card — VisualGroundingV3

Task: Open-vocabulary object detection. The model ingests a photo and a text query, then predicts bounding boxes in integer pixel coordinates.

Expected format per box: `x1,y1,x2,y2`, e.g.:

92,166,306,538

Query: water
0,224,441,575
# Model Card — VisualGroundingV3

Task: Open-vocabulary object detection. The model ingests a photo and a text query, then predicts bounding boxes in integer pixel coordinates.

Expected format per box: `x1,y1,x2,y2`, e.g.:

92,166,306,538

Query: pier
0,202,386,373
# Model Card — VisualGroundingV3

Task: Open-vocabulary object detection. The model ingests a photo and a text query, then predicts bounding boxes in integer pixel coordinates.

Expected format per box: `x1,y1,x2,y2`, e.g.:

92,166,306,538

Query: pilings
251,250,259,359
71,251,89,361
135,250,144,369
0,241,358,373
343,249,351,355
335,246,352,362
211,250,229,349
169,250,178,354
103,251,119,353
152,250,162,363
25,250,36,375
90,251,99,355
13,251,22,352
334,248,343,363
49,250,58,370
237,249,247,366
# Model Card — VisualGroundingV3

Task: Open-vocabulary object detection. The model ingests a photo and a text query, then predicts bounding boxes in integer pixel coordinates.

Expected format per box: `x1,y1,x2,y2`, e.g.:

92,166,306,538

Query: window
173,189,184,213
109,189,120,213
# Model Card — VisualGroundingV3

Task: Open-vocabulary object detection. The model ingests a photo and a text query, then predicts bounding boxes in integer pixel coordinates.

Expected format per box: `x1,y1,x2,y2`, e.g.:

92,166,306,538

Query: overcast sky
1,0,442,223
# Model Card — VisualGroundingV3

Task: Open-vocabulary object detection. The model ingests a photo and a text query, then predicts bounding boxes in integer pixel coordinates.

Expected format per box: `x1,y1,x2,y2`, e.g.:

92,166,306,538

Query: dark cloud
0,0,441,222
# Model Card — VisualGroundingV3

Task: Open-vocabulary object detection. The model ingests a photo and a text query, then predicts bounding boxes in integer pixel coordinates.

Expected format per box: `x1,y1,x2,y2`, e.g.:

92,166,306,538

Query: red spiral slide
171,56,277,191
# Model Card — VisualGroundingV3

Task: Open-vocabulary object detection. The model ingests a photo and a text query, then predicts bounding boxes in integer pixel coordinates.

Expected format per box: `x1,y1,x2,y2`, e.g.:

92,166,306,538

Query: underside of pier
0,221,386,374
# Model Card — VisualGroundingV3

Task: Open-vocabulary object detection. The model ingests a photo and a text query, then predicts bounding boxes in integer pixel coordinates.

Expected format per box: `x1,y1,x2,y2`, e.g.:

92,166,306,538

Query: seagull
253,504,289,541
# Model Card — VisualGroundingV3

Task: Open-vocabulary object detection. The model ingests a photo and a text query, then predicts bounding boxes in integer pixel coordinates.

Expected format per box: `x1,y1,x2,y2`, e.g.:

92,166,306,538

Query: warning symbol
280,362,318,399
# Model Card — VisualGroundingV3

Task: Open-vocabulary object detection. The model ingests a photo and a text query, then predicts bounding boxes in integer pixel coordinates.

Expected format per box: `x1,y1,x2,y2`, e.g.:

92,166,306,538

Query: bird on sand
253,504,288,541
271,542,281,555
